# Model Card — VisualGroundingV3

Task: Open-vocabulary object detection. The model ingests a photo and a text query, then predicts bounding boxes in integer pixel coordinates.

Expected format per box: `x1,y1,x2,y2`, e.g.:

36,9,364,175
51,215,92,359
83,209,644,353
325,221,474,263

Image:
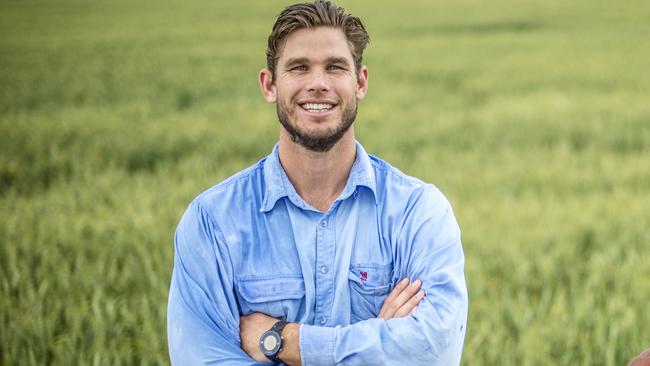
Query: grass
1,0,649,364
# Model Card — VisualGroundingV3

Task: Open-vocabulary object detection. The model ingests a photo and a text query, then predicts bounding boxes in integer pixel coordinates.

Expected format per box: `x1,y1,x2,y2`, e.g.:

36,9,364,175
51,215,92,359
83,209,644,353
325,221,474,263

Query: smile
299,102,336,113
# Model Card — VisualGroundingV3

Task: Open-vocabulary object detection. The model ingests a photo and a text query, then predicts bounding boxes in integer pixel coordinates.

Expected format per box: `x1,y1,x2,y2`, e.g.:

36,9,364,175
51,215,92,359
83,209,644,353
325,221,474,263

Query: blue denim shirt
167,142,467,365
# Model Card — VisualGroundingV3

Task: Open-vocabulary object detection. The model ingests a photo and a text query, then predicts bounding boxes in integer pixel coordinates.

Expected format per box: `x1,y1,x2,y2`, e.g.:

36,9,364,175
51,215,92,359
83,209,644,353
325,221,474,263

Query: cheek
277,79,302,94
277,88,299,106
342,79,361,99
277,96,298,117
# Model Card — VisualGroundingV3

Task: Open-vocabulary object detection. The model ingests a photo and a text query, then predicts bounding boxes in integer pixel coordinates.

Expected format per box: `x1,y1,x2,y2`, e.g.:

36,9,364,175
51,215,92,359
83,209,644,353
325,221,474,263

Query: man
167,1,467,365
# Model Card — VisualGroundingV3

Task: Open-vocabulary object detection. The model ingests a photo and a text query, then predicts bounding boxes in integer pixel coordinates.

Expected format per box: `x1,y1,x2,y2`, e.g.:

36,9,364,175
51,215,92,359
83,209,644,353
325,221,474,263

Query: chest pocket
348,263,393,323
236,275,305,319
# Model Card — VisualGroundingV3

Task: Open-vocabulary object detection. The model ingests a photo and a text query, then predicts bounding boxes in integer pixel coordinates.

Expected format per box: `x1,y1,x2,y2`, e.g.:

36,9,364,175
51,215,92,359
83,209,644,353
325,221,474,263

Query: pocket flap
349,273,390,295
349,264,392,295
237,275,305,303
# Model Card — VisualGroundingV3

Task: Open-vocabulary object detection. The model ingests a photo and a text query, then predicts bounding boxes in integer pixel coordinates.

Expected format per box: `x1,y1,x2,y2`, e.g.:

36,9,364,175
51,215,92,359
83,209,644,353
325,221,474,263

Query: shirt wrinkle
168,141,467,366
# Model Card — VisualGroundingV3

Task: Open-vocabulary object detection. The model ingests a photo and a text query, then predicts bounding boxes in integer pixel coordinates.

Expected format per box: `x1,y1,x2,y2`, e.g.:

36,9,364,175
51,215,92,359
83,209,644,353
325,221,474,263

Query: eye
326,65,344,71
289,65,307,72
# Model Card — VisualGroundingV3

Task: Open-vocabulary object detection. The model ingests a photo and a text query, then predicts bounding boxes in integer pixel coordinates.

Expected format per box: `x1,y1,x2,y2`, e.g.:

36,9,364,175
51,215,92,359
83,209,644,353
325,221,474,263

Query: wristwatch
259,320,288,363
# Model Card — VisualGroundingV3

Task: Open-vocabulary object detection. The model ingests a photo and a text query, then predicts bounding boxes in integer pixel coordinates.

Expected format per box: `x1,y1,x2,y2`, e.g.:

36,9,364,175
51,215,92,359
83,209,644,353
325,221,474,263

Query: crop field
1,0,649,364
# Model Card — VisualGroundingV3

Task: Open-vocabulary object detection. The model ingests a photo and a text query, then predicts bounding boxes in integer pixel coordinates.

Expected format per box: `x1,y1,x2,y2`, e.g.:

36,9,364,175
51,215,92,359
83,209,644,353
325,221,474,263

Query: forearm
300,256,467,366
300,297,467,365
278,323,301,366
244,269,466,365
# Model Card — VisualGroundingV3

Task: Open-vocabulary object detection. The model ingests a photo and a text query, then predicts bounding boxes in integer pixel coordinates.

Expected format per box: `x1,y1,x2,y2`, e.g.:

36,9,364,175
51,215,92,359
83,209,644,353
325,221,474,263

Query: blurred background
1,0,648,364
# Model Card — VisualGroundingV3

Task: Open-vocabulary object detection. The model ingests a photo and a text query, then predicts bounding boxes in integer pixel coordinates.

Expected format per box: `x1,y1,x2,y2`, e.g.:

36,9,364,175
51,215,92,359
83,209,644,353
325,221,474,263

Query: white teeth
302,103,334,112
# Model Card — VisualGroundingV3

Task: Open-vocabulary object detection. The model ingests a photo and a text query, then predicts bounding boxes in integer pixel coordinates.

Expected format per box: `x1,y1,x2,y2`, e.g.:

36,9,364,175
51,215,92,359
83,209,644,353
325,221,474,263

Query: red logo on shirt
360,271,368,282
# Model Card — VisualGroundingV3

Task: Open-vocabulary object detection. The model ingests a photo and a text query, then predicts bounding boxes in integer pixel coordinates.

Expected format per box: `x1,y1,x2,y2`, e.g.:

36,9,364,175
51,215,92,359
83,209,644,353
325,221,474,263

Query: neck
278,128,356,212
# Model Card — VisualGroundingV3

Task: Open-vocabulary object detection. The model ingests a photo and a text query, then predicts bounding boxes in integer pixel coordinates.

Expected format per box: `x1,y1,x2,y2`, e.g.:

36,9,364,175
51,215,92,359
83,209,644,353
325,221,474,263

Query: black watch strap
271,320,288,334
262,320,288,363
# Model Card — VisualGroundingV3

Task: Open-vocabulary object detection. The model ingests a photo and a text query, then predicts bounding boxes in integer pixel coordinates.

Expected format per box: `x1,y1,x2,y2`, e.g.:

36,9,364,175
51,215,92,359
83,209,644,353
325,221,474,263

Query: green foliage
1,0,648,364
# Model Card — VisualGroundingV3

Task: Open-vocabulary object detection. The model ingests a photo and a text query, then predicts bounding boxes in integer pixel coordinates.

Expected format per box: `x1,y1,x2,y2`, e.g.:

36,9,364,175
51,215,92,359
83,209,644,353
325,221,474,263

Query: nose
306,69,330,93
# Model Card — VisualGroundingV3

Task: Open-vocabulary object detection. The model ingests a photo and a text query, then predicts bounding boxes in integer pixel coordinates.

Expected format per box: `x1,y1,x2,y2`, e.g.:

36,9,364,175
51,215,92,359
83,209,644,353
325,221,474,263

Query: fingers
394,289,425,318
391,279,422,316
380,278,409,311
377,278,409,319
377,278,424,319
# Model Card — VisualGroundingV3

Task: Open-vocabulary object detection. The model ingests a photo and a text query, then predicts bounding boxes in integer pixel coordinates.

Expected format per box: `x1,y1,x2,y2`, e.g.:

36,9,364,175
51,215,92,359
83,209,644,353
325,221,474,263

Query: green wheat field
1,0,649,364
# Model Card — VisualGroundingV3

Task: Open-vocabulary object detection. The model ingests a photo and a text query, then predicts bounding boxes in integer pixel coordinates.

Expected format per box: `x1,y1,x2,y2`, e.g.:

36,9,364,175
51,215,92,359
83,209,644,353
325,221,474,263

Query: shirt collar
260,141,378,213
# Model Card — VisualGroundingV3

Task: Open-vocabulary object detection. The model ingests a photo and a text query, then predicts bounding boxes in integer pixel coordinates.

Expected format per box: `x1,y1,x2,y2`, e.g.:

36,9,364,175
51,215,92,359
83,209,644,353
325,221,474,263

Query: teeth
302,103,333,112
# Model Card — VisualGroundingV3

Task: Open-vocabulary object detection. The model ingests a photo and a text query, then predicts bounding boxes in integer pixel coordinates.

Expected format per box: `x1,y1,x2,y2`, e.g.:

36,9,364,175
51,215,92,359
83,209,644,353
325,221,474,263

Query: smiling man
167,1,467,365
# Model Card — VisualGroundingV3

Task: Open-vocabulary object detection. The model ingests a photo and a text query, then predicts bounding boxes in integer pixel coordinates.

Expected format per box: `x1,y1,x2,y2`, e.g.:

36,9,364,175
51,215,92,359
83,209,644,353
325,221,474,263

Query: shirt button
321,266,328,274
320,220,328,227
320,317,327,325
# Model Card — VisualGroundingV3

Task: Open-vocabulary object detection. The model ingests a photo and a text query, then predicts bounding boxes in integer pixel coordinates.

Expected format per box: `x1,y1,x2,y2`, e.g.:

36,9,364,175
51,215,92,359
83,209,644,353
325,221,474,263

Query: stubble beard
277,100,357,153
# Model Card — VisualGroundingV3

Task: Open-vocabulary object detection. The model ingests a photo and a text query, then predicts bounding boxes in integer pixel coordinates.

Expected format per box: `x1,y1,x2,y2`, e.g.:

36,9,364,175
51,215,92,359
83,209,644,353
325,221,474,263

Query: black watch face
260,330,281,356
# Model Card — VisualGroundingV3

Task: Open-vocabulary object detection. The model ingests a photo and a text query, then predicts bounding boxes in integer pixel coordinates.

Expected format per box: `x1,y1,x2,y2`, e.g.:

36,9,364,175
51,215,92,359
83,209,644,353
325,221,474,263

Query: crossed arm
169,191,467,365
239,278,425,365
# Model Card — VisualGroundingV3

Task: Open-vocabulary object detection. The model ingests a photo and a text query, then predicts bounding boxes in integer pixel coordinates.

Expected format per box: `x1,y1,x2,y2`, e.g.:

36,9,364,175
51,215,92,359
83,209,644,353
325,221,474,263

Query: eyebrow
283,56,351,68
326,57,351,66
283,57,309,68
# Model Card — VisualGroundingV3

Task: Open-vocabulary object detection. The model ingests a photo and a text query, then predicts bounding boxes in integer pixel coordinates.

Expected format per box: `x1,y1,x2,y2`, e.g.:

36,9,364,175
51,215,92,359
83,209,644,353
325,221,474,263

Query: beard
277,100,357,153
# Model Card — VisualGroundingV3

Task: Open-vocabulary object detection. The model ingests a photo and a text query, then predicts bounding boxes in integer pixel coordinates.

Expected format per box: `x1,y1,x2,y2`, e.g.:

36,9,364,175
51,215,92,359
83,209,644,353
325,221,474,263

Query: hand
377,278,425,320
240,313,302,365
239,312,277,363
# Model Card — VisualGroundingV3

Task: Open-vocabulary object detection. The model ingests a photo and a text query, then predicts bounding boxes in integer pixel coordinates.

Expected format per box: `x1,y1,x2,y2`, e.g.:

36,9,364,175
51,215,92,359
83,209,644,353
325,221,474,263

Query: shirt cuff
299,324,336,366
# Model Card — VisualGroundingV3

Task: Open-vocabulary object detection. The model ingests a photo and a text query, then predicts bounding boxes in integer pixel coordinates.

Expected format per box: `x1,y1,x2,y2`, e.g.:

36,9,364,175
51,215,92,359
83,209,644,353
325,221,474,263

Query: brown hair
266,0,370,78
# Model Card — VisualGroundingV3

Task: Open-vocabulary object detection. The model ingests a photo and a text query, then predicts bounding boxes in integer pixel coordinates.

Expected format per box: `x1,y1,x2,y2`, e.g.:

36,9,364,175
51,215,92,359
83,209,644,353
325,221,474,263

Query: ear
356,65,369,100
259,68,276,103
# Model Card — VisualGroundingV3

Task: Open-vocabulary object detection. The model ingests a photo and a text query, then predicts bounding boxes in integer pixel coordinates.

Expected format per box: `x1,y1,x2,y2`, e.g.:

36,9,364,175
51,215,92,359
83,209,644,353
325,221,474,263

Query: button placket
314,213,335,327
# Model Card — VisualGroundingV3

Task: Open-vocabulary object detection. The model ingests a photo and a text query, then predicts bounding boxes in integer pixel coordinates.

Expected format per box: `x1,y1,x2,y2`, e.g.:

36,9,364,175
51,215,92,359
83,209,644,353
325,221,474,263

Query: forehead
278,27,354,64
